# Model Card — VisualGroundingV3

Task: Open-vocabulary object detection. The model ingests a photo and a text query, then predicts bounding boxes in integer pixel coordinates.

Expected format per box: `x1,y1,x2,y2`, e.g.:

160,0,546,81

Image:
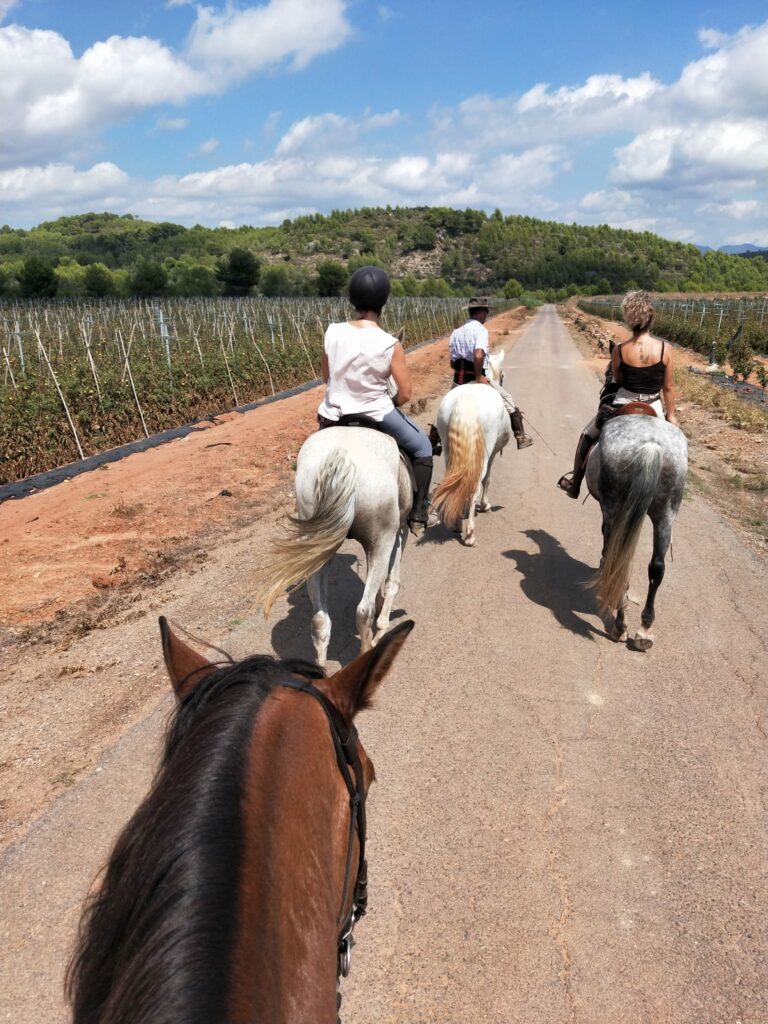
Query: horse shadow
503,529,611,640
269,553,407,665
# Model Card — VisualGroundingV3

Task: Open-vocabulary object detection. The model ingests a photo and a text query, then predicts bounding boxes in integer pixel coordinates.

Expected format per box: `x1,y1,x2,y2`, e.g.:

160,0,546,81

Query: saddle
318,414,416,491
595,399,657,432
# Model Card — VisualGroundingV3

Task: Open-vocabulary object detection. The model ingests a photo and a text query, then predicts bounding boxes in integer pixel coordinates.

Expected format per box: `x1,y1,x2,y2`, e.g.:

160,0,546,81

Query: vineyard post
35,329,85,461
117,328,150,438
2,345,17,389
14,321,25,376
155,305,173,382
717,308,724,334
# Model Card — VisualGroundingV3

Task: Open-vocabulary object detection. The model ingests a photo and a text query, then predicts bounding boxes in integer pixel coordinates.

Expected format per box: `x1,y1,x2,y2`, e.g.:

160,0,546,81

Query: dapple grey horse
585,414,688,650
258,427,412,666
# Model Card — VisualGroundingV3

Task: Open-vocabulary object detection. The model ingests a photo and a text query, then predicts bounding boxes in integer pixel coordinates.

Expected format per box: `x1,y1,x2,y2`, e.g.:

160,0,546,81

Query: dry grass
674,366,768,433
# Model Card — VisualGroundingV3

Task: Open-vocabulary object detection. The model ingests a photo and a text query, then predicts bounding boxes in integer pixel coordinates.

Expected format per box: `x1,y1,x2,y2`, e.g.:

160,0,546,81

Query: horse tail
258,447,357,615
591,441,662,611
431,398,486,529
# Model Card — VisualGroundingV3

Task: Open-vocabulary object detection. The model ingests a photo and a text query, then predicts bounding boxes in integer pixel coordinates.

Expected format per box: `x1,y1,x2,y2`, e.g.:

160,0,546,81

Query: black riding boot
428,423,442,456
510,409,533,449
408,456,433,534
565,433,593,499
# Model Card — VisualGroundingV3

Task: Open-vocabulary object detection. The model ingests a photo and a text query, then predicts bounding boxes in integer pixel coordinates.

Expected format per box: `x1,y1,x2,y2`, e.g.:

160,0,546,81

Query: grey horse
585,414,688,650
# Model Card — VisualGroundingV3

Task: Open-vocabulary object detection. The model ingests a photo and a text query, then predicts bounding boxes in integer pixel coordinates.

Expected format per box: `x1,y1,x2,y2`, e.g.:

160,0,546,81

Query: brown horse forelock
67,654,348,1024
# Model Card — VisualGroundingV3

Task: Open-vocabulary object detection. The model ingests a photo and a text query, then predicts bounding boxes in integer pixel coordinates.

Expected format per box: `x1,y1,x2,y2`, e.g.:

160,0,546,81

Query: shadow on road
269,553,407,665
270,553,365,665
503,528,610,640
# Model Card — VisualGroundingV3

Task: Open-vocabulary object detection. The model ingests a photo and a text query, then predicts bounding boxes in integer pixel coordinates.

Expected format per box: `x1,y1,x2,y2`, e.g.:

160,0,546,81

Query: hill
2,207,768,299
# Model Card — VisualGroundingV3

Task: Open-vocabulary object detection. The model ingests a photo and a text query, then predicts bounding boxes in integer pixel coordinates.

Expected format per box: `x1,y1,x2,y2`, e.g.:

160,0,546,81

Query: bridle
275,678,368,987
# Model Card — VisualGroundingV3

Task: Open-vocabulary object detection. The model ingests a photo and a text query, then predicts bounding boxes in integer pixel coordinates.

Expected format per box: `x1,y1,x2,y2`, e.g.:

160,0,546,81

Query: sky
1,0,767,246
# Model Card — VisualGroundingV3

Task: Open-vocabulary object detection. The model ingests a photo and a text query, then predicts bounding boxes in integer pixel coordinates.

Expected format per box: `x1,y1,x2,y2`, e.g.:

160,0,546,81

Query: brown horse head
68,619,413,1024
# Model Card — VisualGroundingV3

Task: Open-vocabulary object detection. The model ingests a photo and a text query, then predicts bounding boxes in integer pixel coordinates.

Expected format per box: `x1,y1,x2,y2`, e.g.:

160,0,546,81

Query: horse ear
325,620,414,719
159,616,214,700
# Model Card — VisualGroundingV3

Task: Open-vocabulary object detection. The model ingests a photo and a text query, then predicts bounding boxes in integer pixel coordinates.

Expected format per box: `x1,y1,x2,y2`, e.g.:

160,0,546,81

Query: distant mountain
718,243,763,254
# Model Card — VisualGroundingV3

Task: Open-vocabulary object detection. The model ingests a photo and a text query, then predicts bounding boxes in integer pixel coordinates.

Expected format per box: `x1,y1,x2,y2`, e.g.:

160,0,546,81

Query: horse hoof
632,631,655,652
463,534,476,547
611,628,628,644
477,502,491,513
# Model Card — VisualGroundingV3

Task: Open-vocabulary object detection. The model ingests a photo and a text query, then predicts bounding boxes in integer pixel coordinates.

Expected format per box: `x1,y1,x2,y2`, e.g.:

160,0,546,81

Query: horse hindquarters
432,397,485,539
593,441,662,614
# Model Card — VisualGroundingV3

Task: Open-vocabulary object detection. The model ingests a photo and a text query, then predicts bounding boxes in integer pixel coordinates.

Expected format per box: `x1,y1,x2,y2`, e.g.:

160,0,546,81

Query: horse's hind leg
464,458,488,546
635,514,673,650
376,527,407,635
477,453,496,513
307,567,331,667
357,539,393,652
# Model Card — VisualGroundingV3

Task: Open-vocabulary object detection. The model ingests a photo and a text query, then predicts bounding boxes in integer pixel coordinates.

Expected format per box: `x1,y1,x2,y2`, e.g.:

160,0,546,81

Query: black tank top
619,340,665,393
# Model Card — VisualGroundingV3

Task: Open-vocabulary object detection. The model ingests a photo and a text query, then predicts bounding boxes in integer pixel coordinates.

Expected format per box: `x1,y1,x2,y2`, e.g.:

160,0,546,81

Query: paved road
2,306,766,1022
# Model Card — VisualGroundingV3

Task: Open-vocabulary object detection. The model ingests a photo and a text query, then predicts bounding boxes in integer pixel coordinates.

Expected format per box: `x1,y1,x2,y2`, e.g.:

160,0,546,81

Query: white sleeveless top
317,322,397,422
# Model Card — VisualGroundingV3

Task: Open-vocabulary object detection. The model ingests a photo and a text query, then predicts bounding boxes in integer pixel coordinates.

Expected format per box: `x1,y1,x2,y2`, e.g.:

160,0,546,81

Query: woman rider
557,290,678,499
317,266,433,533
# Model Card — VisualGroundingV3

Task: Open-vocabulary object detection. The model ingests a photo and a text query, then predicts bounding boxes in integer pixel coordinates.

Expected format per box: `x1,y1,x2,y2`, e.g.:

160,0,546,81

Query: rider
449,298,533,449
557,290,678,499
317,265,433,534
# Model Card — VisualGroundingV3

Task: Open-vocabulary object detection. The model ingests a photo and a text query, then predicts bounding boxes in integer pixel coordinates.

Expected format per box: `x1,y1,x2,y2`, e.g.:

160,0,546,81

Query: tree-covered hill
2,207,768,300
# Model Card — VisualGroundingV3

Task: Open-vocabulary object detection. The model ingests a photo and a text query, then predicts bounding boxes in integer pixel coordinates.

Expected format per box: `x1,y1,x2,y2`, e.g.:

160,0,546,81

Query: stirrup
557,472,573,491
516,434,533,450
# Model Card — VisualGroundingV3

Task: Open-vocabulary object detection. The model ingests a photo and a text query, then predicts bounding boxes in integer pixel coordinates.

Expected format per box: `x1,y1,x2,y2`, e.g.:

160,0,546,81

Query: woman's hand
665,412,678,426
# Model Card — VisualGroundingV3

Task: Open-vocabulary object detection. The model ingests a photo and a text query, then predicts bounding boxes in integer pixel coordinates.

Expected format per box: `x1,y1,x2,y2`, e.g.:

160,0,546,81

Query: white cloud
673,23,768,116
198,137,220,155
0,0,18,24
612,119,768,188
275,109,400,155
697,27,728,49
185,0,352,81
0,2,353,166
156,115,189,131
0,161,130,207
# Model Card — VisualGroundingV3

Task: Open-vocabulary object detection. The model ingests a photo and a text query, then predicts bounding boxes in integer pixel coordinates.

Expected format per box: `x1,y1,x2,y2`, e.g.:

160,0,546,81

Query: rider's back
318,322,397,422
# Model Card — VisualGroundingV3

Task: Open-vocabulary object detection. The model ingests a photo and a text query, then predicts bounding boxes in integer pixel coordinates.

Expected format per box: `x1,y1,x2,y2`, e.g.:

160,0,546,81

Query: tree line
2,206,768,301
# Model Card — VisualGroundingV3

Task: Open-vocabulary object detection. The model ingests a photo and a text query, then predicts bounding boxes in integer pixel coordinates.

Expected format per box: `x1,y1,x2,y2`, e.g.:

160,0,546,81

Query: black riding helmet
348,266,390,313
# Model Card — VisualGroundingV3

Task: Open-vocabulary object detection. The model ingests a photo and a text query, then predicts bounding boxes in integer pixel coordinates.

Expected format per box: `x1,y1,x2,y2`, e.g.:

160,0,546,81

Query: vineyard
0,297,476,484
579,295,768,362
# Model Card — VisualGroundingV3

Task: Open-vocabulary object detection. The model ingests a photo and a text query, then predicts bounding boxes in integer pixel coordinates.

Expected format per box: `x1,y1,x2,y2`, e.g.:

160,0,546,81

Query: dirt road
2,307,766,1023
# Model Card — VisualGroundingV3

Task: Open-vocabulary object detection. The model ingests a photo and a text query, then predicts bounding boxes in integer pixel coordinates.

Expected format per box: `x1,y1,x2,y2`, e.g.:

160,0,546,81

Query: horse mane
67,654,324,1024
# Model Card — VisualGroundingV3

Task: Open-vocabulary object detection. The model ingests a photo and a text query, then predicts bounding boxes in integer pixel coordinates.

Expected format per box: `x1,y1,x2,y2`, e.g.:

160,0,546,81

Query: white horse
431,351,511,546
258,427,412,666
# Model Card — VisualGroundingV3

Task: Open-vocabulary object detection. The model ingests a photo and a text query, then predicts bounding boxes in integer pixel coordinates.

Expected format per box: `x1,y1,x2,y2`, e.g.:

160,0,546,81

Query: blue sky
1,0,767,245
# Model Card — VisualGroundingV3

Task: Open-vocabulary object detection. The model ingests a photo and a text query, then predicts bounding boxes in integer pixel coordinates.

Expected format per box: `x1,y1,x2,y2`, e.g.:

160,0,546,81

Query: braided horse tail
431,395,486,530
258,447,357,615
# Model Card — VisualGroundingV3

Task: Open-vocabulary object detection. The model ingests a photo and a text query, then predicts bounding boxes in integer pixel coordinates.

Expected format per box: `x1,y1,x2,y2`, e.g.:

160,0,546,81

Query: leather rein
275,678,368,982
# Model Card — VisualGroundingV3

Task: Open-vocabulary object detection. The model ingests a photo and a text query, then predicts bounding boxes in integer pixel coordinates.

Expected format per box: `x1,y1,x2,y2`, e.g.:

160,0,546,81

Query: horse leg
376,527,407,635
463,457,488,546
357,539,393,652
307,567,331,667
614,592,628,644
634,515,672,651
477,453,496,513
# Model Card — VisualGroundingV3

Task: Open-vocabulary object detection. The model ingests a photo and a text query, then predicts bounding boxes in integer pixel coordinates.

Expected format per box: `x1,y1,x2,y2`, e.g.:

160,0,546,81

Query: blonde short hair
622,290,654,331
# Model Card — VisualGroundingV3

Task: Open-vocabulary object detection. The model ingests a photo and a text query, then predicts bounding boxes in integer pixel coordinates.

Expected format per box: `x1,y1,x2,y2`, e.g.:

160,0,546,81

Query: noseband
275,679,368,981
